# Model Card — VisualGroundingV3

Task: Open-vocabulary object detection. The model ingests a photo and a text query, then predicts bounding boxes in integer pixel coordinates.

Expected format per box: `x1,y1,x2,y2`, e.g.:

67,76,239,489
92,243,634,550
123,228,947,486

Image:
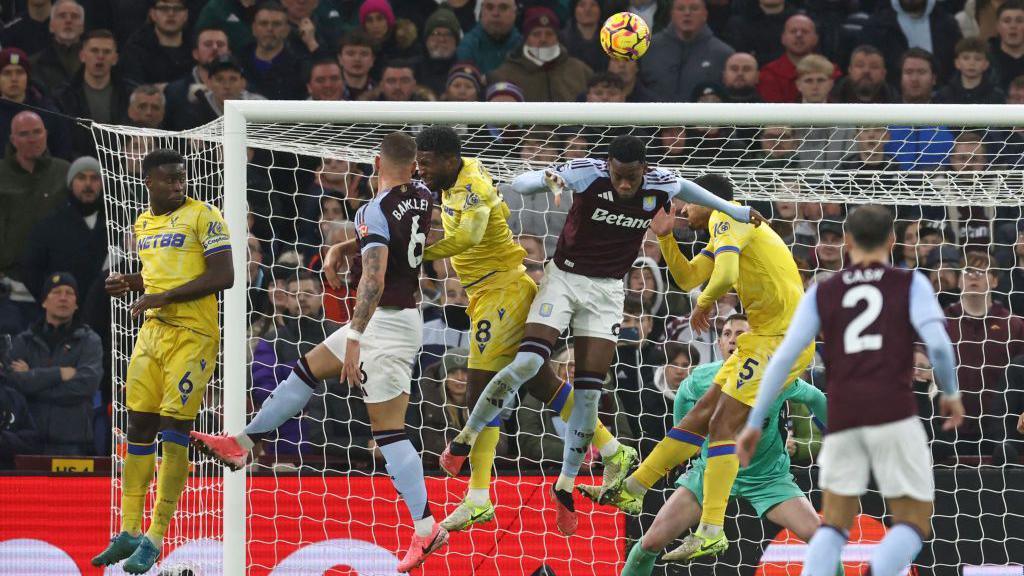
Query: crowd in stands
0,0,1023,472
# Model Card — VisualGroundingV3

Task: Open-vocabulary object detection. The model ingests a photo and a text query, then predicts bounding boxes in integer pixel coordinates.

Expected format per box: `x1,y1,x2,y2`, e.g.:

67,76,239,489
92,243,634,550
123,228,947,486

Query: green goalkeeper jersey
673,361,827,489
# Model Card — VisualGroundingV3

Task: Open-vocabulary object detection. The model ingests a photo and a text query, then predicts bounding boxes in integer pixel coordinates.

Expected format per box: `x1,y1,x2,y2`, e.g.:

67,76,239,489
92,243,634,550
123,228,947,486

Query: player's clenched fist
105,273,131,297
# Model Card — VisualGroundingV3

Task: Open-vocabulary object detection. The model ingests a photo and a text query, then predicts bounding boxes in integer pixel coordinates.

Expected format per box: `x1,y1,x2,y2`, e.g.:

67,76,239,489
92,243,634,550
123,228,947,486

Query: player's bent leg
698,393,750,530
465,368,501,500
623,488,702,576
803,491,859,576
366,394,448,572
764,496,822,543
868,497,932,576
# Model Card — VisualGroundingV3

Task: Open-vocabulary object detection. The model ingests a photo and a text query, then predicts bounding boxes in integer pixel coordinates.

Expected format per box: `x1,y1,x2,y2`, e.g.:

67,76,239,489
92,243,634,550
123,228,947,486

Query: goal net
94,102,1024,576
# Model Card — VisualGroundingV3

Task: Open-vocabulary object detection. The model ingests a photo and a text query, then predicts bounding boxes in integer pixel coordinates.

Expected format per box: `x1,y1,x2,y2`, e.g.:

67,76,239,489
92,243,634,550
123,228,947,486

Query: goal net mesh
93,115,1023,575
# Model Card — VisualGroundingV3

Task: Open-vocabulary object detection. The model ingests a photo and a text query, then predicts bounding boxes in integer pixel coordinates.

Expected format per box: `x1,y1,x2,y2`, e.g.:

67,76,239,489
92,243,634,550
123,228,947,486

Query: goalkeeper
414,126,637,531
578,313,836,575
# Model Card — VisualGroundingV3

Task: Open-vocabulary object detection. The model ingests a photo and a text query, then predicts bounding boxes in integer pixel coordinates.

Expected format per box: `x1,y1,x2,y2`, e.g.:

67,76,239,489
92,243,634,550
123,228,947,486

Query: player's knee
159,416,193,435
639,534,664,553
126,411,160,444
507,351,544,382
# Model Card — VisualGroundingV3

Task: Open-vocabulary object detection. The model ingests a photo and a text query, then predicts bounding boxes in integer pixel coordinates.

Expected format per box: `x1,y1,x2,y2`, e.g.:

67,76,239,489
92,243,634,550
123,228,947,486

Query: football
599,12,651,61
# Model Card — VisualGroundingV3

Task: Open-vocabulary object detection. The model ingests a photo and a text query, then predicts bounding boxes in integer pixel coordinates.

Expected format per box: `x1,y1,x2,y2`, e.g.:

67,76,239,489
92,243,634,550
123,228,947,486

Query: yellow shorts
466,270,537,372
126,320,217,420
715,332,815,407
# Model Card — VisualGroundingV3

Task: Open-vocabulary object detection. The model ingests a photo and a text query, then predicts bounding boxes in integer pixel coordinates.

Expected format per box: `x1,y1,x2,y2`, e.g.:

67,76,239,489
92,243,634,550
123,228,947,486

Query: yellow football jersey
704,208,804,335
134,197,230,338
438,158,525,291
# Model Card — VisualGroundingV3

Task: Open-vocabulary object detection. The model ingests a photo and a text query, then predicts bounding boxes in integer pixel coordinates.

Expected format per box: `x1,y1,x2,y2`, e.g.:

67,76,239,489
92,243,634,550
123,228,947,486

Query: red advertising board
0,475,626,575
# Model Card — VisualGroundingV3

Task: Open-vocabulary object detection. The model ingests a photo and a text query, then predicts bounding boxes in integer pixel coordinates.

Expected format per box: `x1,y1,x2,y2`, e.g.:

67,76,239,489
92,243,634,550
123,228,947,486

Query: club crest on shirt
464,191,480,209
358,223,368,237
642,196,657,211
715,221,730,235
539,303,554,317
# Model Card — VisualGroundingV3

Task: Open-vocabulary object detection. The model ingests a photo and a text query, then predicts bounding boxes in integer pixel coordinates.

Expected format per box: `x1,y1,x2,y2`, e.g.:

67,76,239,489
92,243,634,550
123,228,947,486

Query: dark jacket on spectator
0,13,49,56
455,24,522,75
7,319,102,456
489,45,593,102
859,1,961,85
559,23,607,73
831,76,897,103
163,67,207,131
54,71,132,157
637,25,733,102
613,342,670,454
0,146,69,277
416,55,457,98
29,40,82,96
935,73,1006,104
20,200,107,304
195,0,257,53
988,36,1024,90
0,382,39,469
0,87,72,160
240,46,308,101
721,3,796,65
119,24,194,88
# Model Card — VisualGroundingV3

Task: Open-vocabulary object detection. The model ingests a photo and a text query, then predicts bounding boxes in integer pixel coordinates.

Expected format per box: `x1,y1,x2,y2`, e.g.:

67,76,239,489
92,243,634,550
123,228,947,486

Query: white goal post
94,100,1024,575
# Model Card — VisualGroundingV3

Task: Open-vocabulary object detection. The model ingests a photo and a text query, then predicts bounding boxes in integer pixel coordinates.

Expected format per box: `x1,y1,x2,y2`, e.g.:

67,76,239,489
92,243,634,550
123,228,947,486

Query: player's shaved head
380,131,417,167
608,135,646,164
845,204,893,251
142,148,185,176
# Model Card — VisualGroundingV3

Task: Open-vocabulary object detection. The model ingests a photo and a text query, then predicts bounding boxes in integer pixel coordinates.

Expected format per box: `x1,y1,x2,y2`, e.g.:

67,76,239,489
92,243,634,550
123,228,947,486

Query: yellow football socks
469,425,500,491
632,427,705,489
121,441,157,535
146,431,191,544
701,441,740,528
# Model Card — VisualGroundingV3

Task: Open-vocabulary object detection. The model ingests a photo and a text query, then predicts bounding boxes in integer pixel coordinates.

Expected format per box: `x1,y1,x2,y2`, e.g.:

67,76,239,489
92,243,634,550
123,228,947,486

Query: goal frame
220,100,1024,574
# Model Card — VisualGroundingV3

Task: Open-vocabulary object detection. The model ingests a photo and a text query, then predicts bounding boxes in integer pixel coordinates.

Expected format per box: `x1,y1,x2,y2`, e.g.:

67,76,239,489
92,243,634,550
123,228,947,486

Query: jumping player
438,136,764,535
414,126,640,532
738,205,964,576
92,149,234,574
190,133,448,572
599,174,809,560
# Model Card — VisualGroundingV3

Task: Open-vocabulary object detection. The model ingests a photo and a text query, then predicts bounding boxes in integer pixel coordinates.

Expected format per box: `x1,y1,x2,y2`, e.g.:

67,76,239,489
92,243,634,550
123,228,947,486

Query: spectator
1,0,54,57
516,345,576,466
607,57,641,101
188,55,265,126
945,131,1001,250
416,350,508,468
637,0,733,102
814,220,845,271
652,341,698,400
957,0,1003,40
838,126,896,171
312,220,357,324
757,14,840,103
126,84,166,128
831,44,896,103
195,0,259,52
627,256,666,317
282,0,346,57
721,52,762,103
456,0,521,75
885,48,955,170
442,62,483,102
6,272,102,456
0,48,70,161
937,36,1006,103
946,251,1024,457
560,0,607,72
417,7,461,96
375,60,419,101
614,297,669,452
585,72,627,102
359,0,421,66
925,243,964,308
722,0,795,65
490,7,593,102
746,124,798,169
421,277,471,369
250,270,338,455
0,374,39,469
241,2,307,100
119,0,192,88
20,156,106,305
55,29,131,158
164,26,231,130
28,0,85,95
990,0,1024,90
987,76,1024,167
989,355,1024,464
1007,224,1024,316
0,111,70,282
339,30,376,100
860,0,962,84
793,55,856,170
306,57,344,101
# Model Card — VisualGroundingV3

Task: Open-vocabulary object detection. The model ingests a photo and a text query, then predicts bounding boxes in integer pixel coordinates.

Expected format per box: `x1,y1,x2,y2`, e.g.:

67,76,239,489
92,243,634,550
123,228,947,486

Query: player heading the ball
438,135,765,535
738,204,964,576
93,149,234,574
191,133,449,573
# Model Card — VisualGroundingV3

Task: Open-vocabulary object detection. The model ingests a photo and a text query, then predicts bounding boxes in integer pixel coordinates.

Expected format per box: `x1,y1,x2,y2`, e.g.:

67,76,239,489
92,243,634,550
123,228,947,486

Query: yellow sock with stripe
700,441,740,530
548,382,618,457
146,430,191,545
468,422,500,502
121,441,157,535
632,427,705,489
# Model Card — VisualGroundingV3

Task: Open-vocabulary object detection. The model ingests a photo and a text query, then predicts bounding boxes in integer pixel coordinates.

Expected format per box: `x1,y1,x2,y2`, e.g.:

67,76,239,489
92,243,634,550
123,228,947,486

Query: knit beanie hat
424,7,461,39
359,0,395,27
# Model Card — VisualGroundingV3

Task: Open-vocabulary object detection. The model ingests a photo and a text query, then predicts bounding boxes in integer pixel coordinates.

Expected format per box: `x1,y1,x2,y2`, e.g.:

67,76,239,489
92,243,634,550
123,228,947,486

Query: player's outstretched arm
738,287,820,465
676,178,756,224
340,244,388,389
651,205,713,291
129,250,234,318
422,203,490,261
786,378,828,431
323,238,360,290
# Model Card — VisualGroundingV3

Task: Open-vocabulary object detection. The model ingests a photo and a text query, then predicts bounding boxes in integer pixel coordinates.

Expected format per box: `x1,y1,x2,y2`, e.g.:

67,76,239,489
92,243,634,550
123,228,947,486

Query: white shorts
323,307,422,404
818,416,934,502
526,261,625,341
